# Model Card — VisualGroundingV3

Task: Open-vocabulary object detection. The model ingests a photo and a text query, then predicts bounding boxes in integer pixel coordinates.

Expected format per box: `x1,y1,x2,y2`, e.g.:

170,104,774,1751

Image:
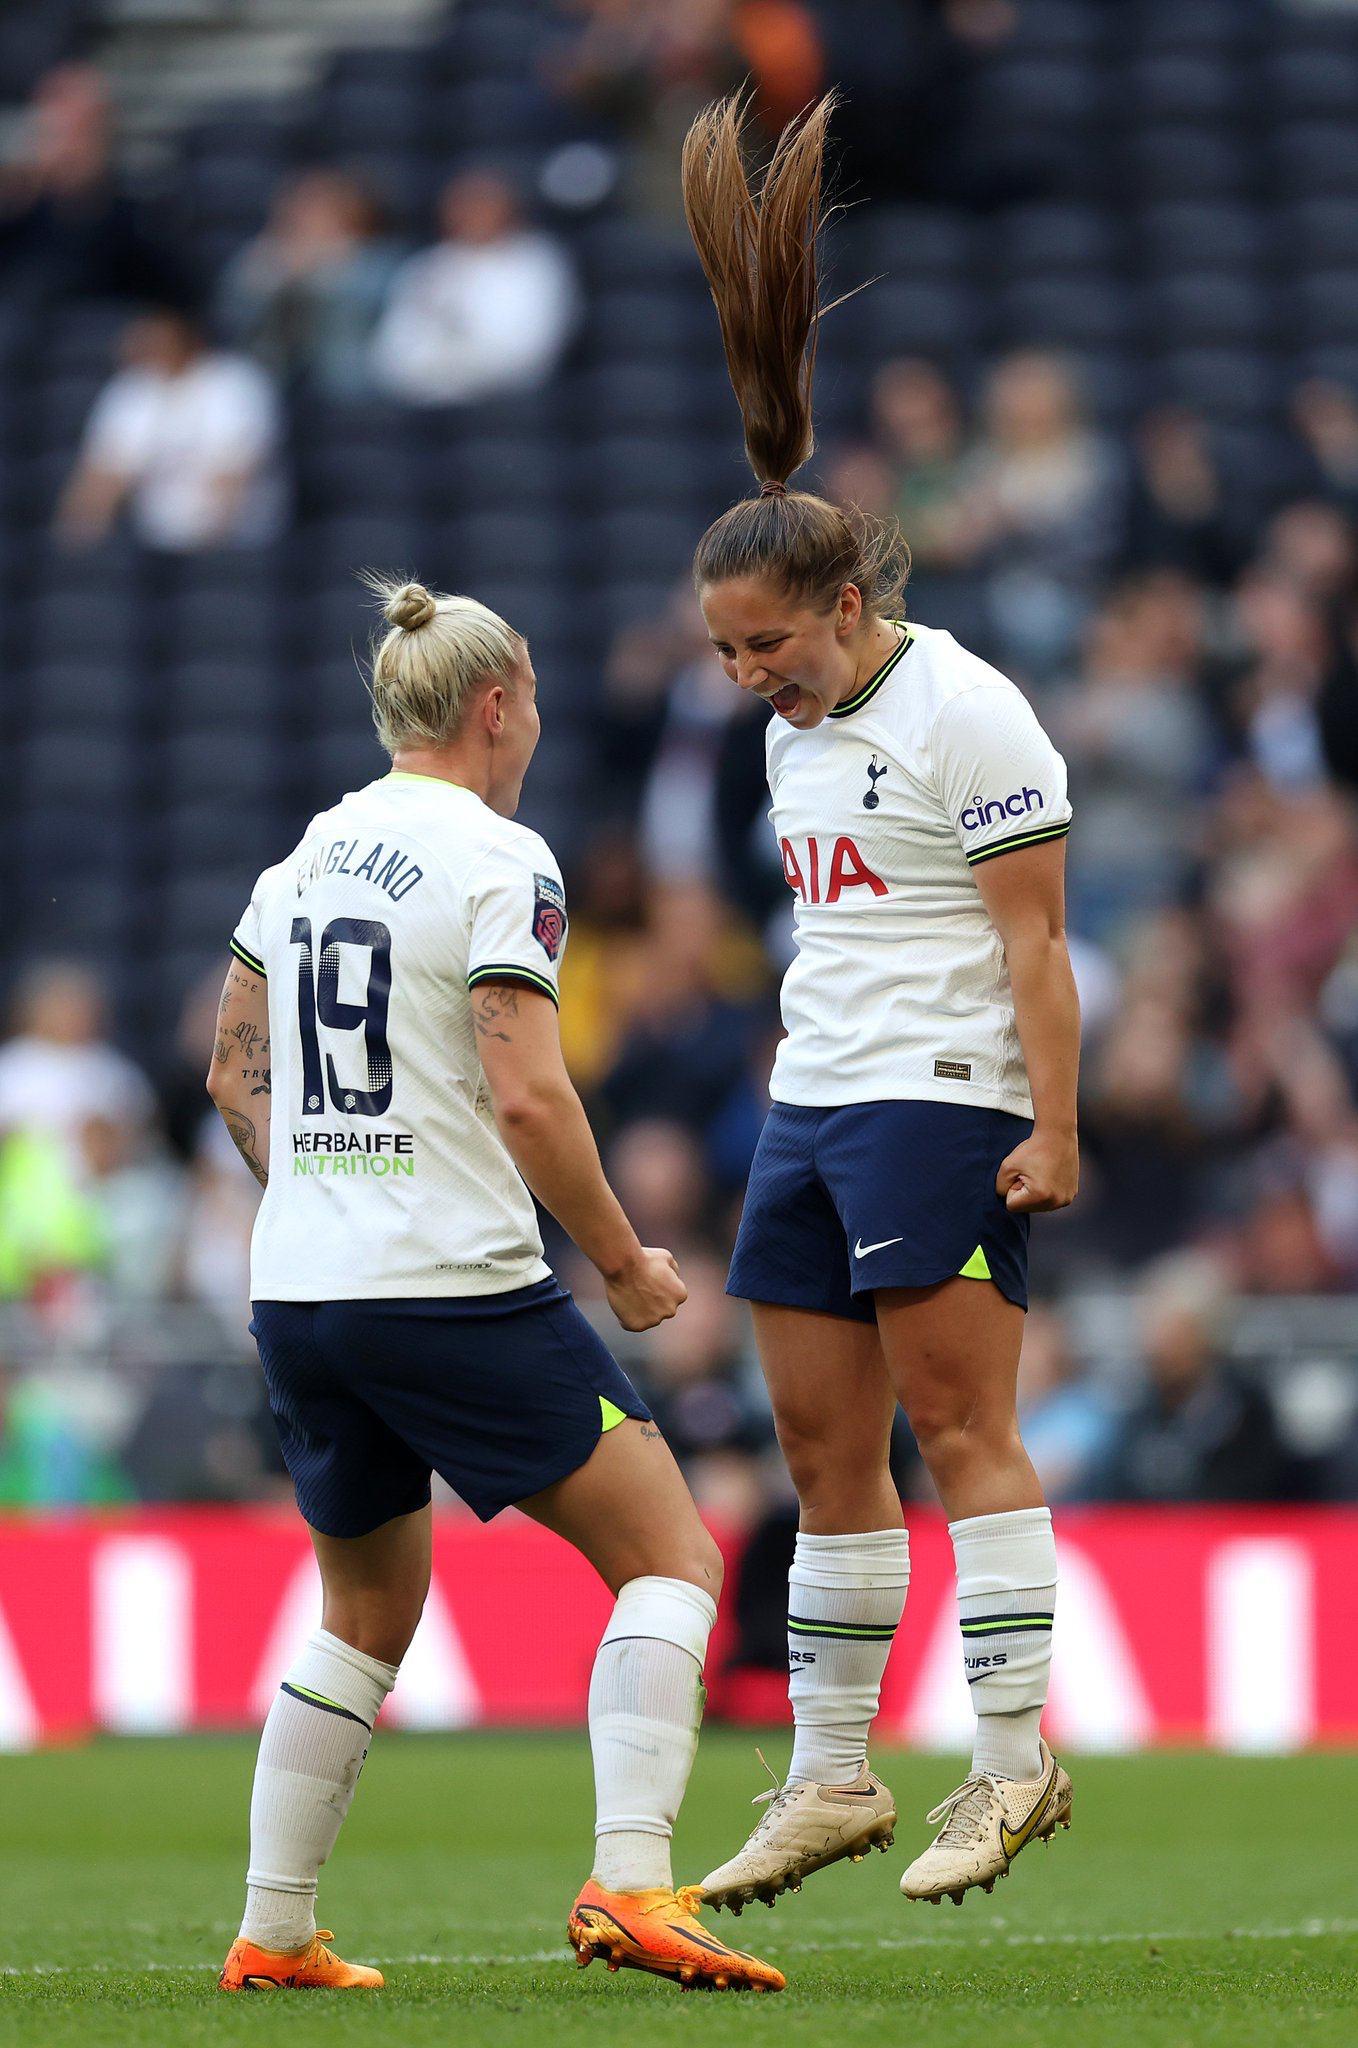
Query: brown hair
681,93,908,615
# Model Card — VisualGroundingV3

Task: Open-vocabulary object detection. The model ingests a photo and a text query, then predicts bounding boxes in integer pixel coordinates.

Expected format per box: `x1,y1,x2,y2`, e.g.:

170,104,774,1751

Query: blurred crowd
5,9,1358,1525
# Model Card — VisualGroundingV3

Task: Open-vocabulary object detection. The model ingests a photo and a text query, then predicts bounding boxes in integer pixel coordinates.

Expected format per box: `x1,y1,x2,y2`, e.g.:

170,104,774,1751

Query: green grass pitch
2,1732,1355,2046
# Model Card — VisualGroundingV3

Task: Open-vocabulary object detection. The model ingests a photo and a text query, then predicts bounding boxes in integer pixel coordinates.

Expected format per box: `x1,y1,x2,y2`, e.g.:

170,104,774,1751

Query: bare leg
874,1279,1042,1519
750,1303,899,1533
518,1418,723,1597
311,1504,433,1666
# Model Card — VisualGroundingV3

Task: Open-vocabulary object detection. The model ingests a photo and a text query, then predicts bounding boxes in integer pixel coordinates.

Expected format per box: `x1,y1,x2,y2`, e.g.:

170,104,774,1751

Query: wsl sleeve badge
532,873,568,960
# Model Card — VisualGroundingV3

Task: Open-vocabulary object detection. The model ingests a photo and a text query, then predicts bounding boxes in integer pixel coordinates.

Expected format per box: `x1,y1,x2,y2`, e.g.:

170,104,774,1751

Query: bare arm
472,982,685,1330
205,957,271,1187
55,461,131,547
973,838,1080,1213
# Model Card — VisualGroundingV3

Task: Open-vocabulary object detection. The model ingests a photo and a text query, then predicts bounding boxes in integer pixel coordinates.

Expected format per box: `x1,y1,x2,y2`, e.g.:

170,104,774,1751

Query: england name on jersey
230,772,568,1301
766,622,1072,1117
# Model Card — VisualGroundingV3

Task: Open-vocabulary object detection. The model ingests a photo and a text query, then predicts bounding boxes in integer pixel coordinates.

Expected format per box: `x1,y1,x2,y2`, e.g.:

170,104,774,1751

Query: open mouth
769,683,801,716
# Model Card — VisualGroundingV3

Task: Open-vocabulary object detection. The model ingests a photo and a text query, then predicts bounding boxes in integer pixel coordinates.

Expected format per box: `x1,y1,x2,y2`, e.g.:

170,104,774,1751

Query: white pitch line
3,1920,1356,1976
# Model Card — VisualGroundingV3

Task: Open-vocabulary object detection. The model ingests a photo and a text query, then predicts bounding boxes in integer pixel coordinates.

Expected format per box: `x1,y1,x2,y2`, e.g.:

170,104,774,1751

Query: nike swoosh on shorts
853,1236,904,1258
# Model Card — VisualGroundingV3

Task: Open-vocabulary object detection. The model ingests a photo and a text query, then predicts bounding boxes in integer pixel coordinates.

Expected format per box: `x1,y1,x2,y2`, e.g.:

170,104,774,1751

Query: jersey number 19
290,917,393,1117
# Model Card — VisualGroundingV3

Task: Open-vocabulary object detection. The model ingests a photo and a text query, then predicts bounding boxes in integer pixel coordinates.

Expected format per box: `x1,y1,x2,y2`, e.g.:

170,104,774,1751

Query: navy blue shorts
727,1101,1033,1321
250,1279,651,1537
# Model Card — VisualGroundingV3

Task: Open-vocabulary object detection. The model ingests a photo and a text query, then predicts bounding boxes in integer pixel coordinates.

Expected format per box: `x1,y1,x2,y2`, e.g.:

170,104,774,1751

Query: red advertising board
0,1506,1354,1751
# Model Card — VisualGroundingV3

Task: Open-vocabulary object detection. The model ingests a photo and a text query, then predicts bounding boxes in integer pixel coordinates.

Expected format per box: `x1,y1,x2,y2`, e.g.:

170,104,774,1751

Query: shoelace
747,1746,797,1836
924,1775,1002,1848
634,1884,706,1919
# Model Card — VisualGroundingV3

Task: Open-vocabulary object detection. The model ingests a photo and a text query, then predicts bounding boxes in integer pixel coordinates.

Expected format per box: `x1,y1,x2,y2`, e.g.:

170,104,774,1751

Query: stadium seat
587,289,714,362
308,515,423,583
432,11,546,82
1131,0,1262,57
576,220,701,291
587,433,734,509
25,587,141,661
21,730,139,806
303,727,390,803
430,79,558,154
1282,199,1358,273
1272,123,1358,199
159,798,277,871
1154,348,1279,421
846,206,977,280
163,588,283,662
439,508,570,582
588,508,696,582
1143,275,1273,350
14,802,137,884
1296,345,1358,391
1294,273,1358,349
425,438,562,519
1121,127,1251,203
1264,48,1358,121
162,657,282,726
856,279,982,359
973,58,1107,130
298,439,422,519
44,306,126,378
1137,202,1268,277
992,204,1121,279
158,872,264,950
29,660,139,727
161,729,279,805
996,277,1134,351
1009,0,1107,58
320,82,422,147
325,45,427,93
1122,54,1249,126
34,374,101,455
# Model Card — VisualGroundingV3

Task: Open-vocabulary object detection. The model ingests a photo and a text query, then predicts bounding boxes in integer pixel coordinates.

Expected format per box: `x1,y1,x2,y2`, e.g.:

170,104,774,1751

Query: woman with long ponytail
684,97,1079,1914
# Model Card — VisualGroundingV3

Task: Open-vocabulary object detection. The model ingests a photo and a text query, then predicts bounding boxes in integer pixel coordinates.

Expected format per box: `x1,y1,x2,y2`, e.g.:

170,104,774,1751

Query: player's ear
481,682,507,737
836,583,864,634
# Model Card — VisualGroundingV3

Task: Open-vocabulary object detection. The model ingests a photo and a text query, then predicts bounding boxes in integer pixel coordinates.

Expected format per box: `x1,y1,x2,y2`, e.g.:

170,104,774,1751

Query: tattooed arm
206,957,271,1187
473,980,686,1332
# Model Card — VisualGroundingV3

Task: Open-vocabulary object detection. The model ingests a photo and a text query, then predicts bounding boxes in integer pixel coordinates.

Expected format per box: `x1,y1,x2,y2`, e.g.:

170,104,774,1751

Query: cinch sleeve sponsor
930,686,1073,869
230,877,268,979
465,835,566,1008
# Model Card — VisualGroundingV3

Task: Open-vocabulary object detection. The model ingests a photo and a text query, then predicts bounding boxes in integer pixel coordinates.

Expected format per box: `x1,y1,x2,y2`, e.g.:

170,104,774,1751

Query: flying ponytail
682,94,909,617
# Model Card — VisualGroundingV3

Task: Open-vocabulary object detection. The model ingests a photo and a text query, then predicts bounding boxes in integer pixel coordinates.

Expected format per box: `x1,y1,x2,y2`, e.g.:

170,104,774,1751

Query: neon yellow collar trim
385,771,469,791
827,626,914,720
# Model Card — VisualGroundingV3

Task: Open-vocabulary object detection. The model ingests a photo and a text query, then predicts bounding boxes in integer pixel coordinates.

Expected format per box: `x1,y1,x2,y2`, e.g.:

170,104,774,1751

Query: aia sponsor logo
780,835,888,903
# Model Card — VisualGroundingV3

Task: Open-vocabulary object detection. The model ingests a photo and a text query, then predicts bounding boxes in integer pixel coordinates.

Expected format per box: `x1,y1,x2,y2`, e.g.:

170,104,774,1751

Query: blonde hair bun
359,570,523,753
385,582,438,632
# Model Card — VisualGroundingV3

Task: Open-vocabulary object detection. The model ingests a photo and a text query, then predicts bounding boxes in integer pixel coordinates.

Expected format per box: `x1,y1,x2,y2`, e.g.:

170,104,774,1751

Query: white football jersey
766,622,1072,1116
231,771,568,1300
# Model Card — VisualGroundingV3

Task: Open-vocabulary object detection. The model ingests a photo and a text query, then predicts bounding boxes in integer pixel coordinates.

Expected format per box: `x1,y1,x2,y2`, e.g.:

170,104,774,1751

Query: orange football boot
567,1878,785,1992
218,1928,384,1991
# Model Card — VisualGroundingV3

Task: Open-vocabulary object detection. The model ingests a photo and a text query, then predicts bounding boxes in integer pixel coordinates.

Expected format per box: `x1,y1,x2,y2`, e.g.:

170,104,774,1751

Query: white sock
786,1528,910,1787
240,1629,399,1950
951,1506,1057,1782
589,1574,716,1894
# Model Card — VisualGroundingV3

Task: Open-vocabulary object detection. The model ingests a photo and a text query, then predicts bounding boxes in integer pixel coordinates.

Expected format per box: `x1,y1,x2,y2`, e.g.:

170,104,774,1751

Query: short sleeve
465,835,566,1007
230,875,268,979
930,686,1073,868
199,359,280,465
81,374,151,475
